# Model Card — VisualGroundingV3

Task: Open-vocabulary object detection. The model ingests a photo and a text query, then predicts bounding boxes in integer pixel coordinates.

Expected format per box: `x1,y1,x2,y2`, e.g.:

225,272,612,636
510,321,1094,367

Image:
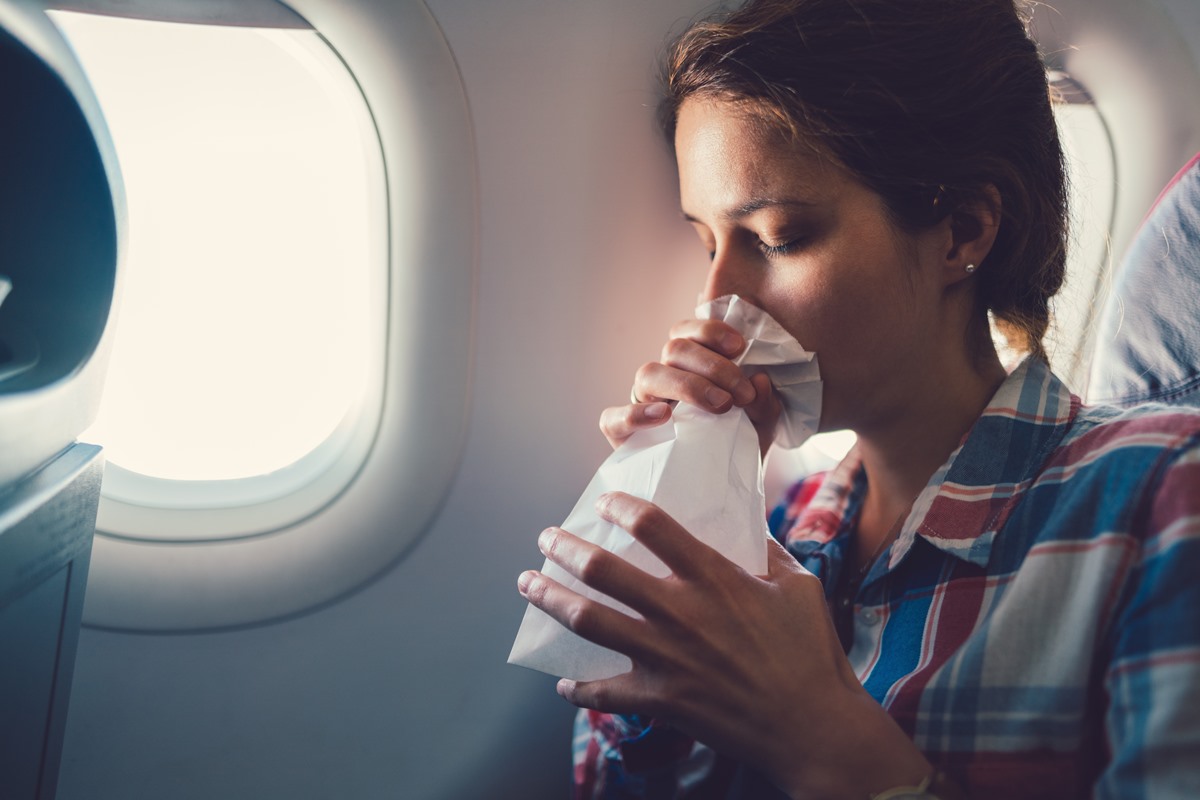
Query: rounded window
48,0,477,631
52,10,387,540
1045,71,1117,391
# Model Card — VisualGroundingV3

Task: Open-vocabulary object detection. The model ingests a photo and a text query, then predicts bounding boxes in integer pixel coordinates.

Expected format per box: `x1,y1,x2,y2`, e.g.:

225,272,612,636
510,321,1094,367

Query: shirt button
858,608,880,626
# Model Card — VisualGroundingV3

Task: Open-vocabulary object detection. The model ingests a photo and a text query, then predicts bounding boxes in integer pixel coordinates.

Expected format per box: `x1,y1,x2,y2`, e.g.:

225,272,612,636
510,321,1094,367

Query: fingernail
517,571,536,595
556,678,574,698
733,378,755,404
722,332,744,354
705,386,731,408
644,402,669,419
537,528,555,554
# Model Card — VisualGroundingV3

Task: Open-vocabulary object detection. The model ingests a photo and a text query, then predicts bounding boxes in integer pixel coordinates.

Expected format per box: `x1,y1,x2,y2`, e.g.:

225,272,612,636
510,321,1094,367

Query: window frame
53,0,477,631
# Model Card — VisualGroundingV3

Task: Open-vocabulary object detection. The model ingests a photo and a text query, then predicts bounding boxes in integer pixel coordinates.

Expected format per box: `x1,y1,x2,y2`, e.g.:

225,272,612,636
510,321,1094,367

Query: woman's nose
700,247,757,305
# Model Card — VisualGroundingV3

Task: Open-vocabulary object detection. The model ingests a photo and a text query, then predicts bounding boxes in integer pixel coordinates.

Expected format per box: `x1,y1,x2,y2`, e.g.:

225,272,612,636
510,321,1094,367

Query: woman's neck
851,350,1008,567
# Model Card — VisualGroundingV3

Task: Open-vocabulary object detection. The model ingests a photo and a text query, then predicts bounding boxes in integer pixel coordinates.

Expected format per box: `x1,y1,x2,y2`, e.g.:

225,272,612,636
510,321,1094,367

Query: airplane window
1046,73,1117,391
48,10,387,537
987,74,1116,388
46,0,474,631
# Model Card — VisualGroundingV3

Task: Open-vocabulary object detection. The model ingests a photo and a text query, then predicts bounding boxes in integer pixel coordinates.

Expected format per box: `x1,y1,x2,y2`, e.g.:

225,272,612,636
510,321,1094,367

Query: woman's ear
943,184,1001,286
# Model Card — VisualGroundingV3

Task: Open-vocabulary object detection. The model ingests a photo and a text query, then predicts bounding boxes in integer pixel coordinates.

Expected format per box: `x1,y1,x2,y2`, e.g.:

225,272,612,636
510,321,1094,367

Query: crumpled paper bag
508,295,821,681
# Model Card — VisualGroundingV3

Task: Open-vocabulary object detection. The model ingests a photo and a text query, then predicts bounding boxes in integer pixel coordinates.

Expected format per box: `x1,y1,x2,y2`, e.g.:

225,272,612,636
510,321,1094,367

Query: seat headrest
1088,154,1200,407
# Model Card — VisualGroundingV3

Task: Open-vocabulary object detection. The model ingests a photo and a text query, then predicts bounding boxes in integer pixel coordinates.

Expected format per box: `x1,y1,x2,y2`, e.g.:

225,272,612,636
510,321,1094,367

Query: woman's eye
755,237,804,257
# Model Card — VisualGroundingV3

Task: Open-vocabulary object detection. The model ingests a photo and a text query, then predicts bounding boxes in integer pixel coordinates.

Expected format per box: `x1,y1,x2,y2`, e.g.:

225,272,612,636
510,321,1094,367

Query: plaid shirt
573,358,1200,799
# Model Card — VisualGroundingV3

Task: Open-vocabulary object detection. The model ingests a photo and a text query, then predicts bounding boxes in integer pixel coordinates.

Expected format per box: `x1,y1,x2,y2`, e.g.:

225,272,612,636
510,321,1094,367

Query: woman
516,0,1200,797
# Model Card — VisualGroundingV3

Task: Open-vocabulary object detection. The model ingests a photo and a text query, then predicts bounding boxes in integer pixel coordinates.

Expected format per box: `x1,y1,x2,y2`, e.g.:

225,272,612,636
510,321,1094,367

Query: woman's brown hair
660,0,1068,357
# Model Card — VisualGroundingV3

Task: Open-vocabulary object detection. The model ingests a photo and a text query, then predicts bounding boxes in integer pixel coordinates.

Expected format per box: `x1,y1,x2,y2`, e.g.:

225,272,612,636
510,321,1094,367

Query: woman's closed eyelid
701,236,804,262
692,220,810,261
755,235,806,257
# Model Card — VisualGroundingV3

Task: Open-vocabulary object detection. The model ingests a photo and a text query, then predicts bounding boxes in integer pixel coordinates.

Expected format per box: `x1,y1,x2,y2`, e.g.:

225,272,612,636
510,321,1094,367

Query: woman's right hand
599,318,782,456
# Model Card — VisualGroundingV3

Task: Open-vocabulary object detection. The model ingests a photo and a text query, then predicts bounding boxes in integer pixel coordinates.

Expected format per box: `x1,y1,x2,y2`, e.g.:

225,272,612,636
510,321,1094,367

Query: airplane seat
0,0,120,483
0,5,116,798
1087,153,1200,408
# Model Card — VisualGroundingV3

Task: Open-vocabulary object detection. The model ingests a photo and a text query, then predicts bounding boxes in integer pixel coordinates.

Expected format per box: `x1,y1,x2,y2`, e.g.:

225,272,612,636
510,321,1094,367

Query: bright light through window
988,81,1115,384
51,11,378,482
1051,99,1115,374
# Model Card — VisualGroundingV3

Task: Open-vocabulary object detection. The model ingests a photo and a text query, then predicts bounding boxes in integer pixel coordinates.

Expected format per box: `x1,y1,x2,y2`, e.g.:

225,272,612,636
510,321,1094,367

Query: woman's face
674,97,955,433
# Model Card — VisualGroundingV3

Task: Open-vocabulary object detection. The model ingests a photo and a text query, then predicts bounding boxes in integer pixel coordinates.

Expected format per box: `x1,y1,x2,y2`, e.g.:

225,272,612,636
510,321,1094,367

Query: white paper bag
508,295,821,681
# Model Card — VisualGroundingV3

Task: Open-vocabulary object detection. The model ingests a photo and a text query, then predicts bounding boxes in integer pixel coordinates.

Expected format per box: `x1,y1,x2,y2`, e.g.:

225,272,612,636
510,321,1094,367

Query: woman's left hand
517,491,933,798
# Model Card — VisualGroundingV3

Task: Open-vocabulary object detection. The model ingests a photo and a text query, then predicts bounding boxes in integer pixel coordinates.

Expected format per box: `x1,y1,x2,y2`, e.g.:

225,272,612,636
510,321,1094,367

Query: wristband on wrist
873,767,945,800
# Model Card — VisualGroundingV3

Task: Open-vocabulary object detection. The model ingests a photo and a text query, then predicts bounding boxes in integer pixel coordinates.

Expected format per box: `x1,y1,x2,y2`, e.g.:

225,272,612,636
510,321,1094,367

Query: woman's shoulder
1065,399,1200,458
1046,400,1200,530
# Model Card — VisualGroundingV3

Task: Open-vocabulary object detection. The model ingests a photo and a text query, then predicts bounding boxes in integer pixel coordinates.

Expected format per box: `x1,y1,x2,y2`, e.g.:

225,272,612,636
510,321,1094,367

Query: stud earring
932,185,948,210
965,263,977,274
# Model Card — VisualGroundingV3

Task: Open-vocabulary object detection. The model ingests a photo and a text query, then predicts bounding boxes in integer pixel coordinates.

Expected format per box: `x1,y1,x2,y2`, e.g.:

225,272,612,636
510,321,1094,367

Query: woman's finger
633,361,739,414
743,372,783,455
660,337,756,406
517,570,651,659
765,535,813,580
537,527,664,615
666,318,746,359
742,372,780,422
557,672,657,717
595,492,731,581
599,402,672,449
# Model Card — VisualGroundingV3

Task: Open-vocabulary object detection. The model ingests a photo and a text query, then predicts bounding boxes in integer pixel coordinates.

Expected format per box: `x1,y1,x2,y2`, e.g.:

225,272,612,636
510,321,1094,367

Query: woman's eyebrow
681,198,817,223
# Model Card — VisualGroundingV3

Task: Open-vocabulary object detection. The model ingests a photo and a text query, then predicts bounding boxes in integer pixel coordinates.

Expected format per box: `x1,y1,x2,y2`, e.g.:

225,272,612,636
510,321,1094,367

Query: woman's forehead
675,97,843,212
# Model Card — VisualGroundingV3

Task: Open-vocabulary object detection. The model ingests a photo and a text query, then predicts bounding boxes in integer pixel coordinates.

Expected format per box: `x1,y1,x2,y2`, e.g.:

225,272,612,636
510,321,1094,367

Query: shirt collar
788,358,1078,569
